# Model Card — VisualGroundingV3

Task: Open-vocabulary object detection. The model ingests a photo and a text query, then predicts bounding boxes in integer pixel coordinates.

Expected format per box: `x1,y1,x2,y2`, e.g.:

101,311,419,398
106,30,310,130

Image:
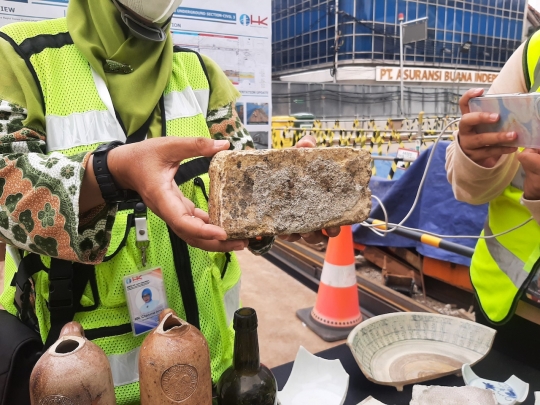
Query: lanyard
92,68,165,267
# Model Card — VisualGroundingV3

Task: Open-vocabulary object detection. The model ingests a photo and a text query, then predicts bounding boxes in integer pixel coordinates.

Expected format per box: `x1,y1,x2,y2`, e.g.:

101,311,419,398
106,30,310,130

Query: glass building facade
272,0,527,75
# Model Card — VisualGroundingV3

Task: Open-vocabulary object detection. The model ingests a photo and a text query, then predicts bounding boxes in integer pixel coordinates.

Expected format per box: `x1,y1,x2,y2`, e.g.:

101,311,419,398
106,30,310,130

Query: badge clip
134,202,150,267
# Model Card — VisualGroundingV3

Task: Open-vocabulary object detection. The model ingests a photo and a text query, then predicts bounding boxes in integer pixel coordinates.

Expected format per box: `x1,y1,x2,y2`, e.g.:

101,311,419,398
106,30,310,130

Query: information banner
376,66,498,85
0,0,272,148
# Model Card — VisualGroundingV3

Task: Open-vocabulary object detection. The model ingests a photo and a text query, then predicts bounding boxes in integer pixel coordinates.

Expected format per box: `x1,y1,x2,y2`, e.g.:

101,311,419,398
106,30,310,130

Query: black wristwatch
93,141,140,203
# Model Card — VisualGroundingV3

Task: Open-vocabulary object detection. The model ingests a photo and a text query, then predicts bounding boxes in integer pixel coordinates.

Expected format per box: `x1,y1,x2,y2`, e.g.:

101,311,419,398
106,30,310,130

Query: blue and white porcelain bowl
462,363,529,405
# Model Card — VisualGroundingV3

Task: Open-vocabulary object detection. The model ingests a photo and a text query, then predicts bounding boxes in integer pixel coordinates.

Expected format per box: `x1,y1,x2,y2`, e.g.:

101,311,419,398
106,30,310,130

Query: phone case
468,93,540,148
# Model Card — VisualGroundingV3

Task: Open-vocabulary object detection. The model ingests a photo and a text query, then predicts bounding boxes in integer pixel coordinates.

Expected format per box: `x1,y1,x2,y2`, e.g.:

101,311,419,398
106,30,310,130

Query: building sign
0,0,272,147
376,67,498,85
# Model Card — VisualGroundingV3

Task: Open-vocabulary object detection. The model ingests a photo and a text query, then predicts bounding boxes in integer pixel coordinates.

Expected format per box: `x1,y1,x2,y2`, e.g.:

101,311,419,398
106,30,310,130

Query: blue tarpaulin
353,141,488,267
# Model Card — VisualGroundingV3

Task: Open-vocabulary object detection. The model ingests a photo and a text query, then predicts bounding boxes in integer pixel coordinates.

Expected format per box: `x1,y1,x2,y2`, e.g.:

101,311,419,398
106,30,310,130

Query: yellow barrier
270,112,457,178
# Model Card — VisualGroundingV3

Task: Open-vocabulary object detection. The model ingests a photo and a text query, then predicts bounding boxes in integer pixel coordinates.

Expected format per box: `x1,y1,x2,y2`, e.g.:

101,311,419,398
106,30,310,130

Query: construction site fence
271,113,460,178
272,82,464,118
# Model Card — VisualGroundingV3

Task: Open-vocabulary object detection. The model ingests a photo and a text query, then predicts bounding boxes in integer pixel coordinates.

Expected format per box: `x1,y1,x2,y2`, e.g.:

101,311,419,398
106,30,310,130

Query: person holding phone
447,31,540,366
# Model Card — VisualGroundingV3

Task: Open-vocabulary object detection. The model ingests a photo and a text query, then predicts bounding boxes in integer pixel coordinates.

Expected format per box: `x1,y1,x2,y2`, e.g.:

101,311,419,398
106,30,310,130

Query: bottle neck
233,328,260,373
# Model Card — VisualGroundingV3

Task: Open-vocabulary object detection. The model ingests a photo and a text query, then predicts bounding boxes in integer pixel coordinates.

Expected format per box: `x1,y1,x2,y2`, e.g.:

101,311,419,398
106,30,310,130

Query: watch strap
93,141,140,203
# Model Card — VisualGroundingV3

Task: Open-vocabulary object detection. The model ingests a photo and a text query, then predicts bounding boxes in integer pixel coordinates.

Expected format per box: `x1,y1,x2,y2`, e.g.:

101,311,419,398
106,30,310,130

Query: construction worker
0,0,337,403
447,31,540,367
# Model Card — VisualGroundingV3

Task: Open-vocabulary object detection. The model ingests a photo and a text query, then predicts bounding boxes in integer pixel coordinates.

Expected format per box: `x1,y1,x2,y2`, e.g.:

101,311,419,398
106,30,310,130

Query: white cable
362,118,459,234
360,118,534,241
367,195,388,237
364,218,534,240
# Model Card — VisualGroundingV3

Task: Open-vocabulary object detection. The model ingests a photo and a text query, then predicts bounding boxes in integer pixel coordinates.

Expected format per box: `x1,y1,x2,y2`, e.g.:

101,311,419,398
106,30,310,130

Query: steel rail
266,240,437,317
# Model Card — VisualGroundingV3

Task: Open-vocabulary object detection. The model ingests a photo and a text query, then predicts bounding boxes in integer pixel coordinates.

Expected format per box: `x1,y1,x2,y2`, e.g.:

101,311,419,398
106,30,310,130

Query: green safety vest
0,18,241,404
470,31,540,324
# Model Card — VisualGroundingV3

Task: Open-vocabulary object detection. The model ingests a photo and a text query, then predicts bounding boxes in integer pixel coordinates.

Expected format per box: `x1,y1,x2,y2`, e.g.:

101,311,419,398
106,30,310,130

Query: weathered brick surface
208,147,372,239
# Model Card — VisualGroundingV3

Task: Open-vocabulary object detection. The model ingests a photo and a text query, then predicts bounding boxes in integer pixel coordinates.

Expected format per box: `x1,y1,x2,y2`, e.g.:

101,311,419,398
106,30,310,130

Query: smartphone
468,93,540,148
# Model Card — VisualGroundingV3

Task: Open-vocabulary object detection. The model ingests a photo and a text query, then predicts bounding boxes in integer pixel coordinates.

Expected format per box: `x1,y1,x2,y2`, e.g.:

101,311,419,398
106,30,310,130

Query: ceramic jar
139,309,212,405
30,322,116,405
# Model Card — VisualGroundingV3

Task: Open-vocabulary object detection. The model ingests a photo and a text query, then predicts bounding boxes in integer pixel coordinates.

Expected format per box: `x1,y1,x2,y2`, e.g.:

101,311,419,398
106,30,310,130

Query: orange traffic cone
297,225,362,341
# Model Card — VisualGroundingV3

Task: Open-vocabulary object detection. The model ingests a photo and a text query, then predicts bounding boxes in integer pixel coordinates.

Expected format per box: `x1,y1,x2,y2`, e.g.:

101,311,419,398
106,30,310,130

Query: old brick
208,147,372,239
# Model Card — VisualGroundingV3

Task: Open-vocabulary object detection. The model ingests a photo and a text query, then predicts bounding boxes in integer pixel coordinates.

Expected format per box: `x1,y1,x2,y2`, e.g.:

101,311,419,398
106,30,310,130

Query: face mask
112,0,183,42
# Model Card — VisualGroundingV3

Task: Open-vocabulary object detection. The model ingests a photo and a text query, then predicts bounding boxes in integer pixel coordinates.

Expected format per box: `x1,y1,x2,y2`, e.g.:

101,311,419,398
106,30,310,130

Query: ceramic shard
462,363,529,405
347,312,496,390
410,385,498,405
358,397,388,405
278,346,349,405
208,147,372,239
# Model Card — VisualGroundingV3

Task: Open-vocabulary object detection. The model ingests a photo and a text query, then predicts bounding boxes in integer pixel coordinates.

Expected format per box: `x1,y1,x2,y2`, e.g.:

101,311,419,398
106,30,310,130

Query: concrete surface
236,249,343,368
0,245,342,368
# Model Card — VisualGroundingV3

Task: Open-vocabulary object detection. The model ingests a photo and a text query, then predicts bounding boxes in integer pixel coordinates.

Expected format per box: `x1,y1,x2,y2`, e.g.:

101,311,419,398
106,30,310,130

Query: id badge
123,267,168,336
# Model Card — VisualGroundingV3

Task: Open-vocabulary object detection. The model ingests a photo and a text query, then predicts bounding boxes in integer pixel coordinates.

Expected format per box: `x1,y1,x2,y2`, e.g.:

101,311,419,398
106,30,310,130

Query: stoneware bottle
139,308,212,405
30,321,116,405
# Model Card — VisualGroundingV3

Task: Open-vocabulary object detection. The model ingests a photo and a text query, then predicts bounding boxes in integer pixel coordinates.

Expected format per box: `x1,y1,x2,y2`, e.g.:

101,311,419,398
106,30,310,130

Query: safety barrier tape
270,112,458,178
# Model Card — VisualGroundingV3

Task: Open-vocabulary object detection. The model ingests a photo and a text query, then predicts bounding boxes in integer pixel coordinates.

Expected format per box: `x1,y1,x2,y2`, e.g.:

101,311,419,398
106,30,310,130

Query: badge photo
124,268,168,336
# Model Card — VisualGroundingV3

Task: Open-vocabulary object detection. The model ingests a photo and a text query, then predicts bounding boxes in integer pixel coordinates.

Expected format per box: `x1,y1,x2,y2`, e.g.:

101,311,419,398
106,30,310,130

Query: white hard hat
112,0,183,42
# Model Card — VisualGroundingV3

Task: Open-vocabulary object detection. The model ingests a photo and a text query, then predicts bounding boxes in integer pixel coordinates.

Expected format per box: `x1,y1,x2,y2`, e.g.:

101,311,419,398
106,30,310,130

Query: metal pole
399,16,404,116
367,219,475,258
457,52,462,96
334,0,339,83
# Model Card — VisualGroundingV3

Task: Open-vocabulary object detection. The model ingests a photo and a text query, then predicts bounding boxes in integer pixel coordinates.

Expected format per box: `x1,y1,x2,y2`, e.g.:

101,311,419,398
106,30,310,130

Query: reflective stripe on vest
164,88,210,120
46,68,211,152
224,279,241,327
484,222,528,289
503,165,531,289
529,57,540,93
46,68,124,151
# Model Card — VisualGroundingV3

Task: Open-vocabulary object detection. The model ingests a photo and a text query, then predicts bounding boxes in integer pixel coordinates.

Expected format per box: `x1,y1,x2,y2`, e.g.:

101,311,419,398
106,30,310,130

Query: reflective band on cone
311,225,362,328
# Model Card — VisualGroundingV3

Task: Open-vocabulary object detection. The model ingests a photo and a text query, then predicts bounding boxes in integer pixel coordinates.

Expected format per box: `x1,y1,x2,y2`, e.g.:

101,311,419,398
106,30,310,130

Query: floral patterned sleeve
0,99,116,264
206,102,274,255
207,103,255,150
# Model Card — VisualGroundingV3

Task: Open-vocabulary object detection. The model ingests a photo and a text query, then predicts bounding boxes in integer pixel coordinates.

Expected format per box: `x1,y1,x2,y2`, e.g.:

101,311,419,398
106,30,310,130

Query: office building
272,0,527,84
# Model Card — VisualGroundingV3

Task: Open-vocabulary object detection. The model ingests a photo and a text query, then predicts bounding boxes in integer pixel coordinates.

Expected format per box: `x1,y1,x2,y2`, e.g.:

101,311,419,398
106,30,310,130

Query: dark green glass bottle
216,307,278,405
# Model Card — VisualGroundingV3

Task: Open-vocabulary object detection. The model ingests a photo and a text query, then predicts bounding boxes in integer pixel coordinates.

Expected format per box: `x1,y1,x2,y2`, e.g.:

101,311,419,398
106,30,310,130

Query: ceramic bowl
462,363,529,405
346,312,496,391
277,346,349,405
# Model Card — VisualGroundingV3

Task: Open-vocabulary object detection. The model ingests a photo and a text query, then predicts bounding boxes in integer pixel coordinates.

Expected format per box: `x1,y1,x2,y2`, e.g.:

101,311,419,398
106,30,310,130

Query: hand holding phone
468,92,540,148
458,88,518,168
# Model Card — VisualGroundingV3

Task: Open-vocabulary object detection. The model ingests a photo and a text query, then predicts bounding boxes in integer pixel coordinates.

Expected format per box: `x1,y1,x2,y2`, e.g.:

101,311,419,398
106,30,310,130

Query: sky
531,0,540,11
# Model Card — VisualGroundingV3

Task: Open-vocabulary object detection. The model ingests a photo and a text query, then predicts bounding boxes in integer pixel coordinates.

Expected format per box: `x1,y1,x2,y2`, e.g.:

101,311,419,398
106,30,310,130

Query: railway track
265,239,437,319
